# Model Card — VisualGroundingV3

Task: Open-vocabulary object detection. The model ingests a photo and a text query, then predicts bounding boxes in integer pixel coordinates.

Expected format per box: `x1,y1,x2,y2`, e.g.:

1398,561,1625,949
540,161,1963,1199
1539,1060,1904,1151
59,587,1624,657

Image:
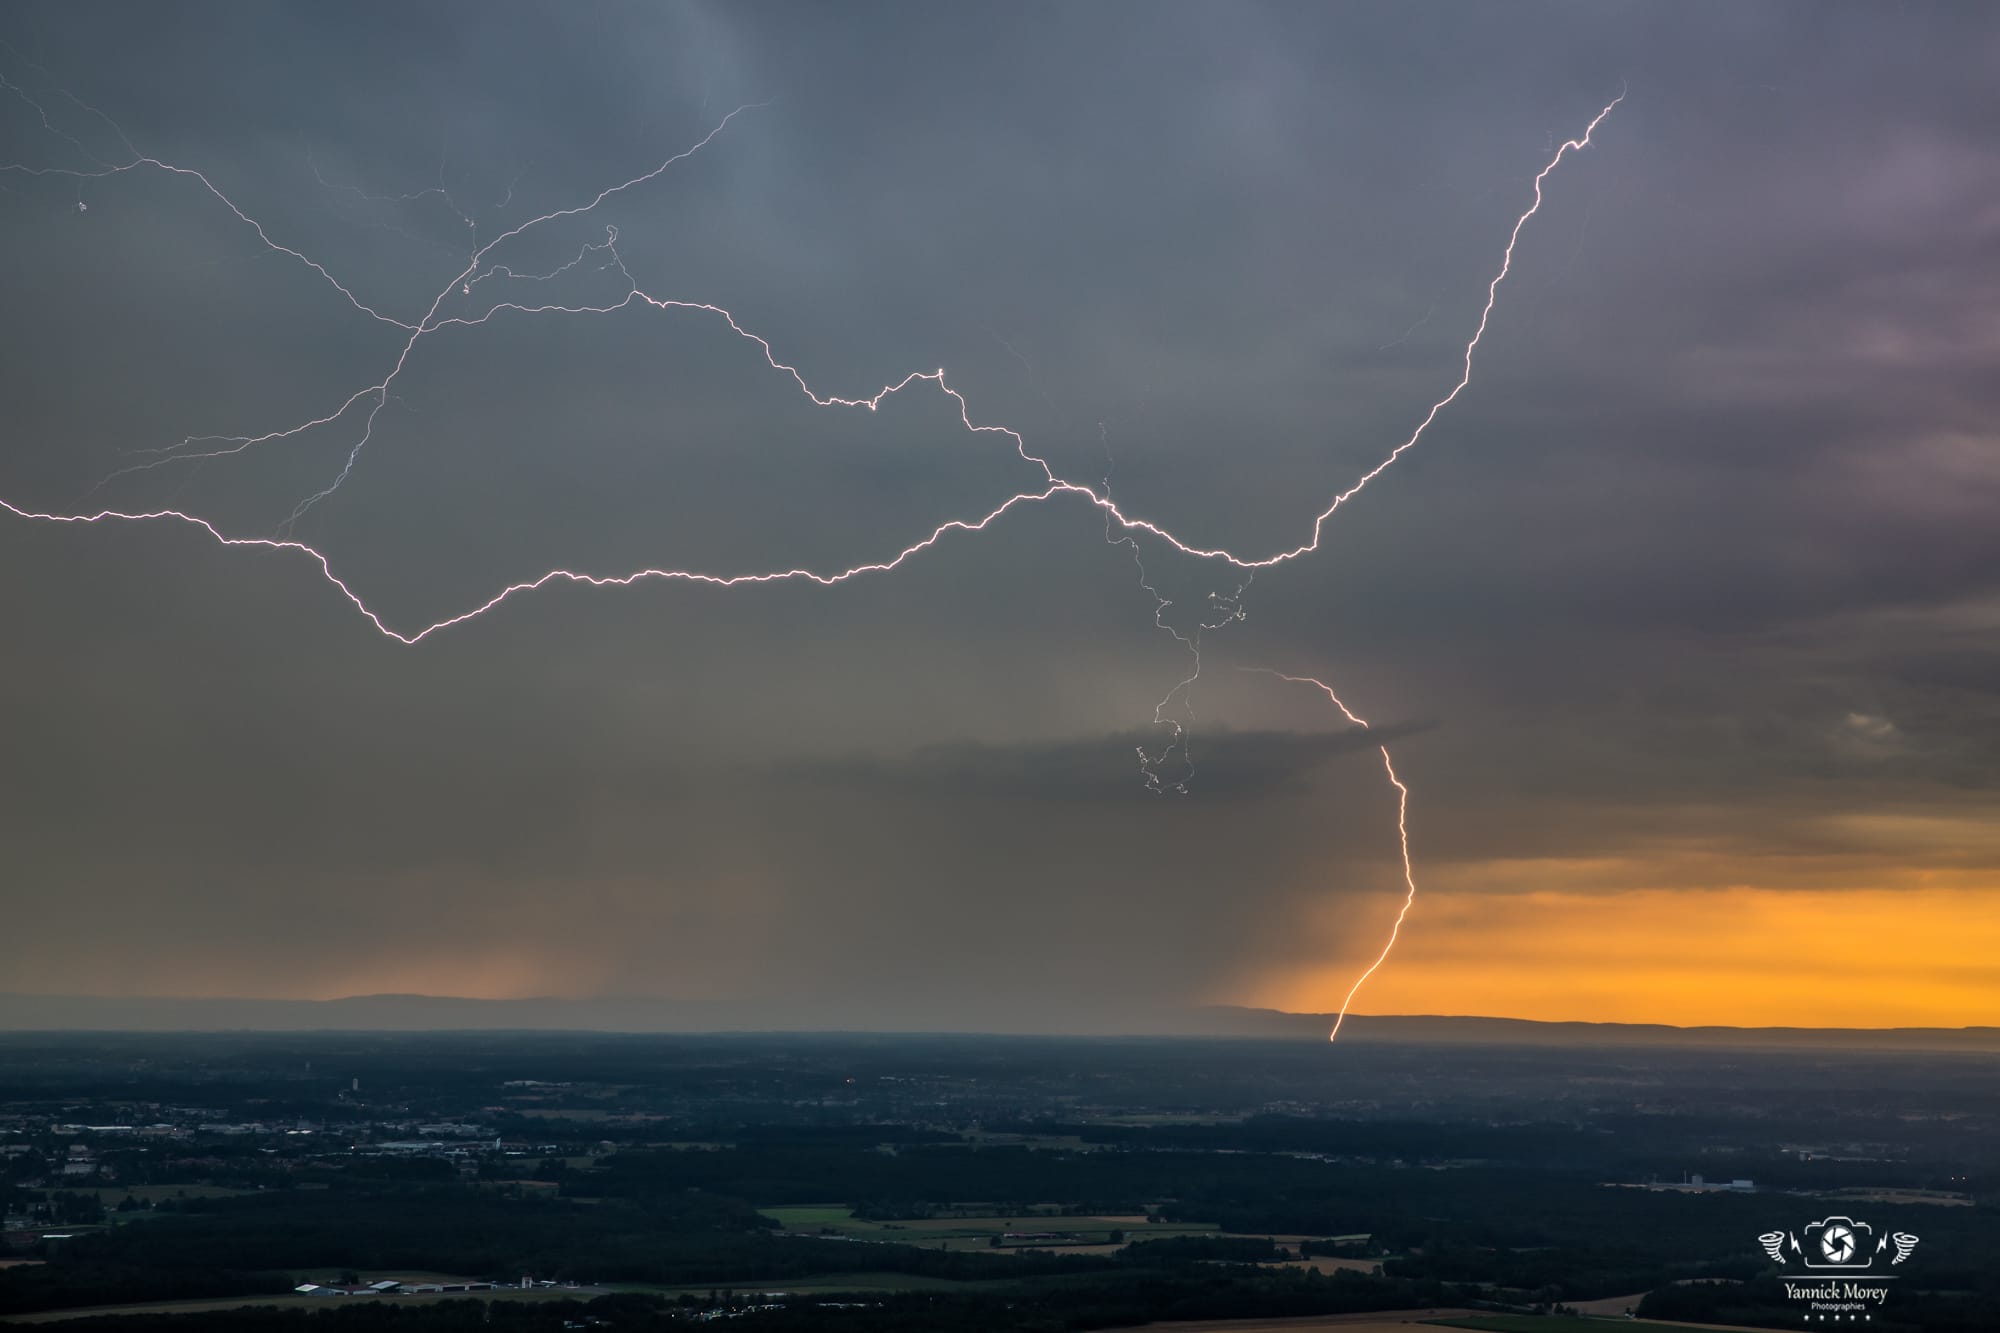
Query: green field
617,1270,1017,1298
757,1203,1218,1252
758,1204,860,1230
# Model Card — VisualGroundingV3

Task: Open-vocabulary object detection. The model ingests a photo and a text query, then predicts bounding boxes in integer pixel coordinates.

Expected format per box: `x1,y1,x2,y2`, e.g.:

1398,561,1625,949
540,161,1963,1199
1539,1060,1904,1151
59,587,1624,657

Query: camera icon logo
1803,1215,1872,1268
1759,1215,1918,1270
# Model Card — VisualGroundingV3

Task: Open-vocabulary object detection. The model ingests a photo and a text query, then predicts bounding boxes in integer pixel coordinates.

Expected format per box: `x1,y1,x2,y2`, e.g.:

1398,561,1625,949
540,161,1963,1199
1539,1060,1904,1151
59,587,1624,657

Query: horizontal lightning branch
1,91,1620,639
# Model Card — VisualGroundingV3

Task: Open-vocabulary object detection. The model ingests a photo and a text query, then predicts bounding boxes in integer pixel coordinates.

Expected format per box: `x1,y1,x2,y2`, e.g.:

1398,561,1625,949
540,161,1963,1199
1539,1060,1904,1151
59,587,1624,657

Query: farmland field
757,1202,1220,1251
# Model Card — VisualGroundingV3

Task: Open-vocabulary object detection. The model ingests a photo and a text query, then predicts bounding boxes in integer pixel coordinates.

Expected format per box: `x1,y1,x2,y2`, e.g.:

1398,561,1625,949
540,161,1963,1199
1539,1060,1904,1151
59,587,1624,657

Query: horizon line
0,993,1992,1037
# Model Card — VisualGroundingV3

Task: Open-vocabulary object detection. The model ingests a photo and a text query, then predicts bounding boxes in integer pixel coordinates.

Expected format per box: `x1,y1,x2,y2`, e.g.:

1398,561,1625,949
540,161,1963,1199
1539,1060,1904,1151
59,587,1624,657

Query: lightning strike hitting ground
1246,670,1418,1042
0,69,1623,1039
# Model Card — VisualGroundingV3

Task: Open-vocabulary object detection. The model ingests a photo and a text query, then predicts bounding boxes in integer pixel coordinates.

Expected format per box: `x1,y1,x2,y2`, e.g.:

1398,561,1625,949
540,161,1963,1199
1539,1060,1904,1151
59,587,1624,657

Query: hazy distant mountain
0,992,1994,1050
1179,1005,2000,1051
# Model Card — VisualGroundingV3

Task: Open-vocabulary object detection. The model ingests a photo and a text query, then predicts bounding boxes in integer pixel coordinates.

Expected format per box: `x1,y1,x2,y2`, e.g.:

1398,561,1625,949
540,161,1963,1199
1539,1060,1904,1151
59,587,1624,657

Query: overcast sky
2,2,1995,1030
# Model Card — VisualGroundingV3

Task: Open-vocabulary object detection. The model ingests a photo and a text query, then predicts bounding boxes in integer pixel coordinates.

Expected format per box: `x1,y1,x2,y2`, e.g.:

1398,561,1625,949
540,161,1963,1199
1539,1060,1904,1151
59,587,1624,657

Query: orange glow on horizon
1245,882,2000,1029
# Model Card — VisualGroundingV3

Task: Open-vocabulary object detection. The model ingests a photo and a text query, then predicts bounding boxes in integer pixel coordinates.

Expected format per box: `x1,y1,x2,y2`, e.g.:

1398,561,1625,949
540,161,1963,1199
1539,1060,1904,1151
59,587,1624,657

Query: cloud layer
1,2,1996,1028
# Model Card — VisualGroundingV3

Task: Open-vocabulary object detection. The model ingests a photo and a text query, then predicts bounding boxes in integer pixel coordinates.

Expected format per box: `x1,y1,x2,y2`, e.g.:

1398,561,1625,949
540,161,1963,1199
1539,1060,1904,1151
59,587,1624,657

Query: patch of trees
0,1270,1461,1333
1115,1235,1281,1264
0,1263,293,1317
329,1158,457,1184
1383,1244,1761,1303
0,1182,1109,1316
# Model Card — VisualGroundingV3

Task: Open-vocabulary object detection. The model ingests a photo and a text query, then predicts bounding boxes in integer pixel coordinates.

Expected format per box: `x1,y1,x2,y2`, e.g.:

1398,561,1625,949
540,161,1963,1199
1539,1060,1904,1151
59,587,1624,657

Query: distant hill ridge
0,992,1993,1050
1180,1005,2000,1050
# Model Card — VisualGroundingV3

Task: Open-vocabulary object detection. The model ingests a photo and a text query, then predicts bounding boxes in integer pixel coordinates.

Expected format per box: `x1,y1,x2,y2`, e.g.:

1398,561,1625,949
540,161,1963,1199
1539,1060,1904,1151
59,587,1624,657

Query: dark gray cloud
793,724,1431,801
1,2,1995,1026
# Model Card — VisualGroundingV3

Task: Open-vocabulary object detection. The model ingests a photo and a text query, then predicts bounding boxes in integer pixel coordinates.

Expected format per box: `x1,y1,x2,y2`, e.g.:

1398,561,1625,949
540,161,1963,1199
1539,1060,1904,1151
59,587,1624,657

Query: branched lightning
0,65,1623,1040
1097,422,1252,795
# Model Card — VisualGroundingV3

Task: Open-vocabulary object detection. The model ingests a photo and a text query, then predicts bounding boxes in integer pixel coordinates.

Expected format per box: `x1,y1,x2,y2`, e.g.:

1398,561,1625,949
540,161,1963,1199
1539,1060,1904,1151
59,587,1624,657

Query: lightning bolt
7,79,1625,587
1097,422,1252,796
0,63,1624,1040
1245,670,1417,1042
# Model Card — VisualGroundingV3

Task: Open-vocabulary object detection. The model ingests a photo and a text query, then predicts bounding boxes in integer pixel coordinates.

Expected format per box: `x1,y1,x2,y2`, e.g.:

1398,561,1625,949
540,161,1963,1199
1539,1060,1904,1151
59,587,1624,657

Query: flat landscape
1,1030,1992,1330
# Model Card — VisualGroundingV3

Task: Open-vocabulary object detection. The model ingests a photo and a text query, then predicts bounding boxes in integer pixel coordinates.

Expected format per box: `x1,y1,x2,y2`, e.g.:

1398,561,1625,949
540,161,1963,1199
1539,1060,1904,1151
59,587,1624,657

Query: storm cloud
1,2,1995,1029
